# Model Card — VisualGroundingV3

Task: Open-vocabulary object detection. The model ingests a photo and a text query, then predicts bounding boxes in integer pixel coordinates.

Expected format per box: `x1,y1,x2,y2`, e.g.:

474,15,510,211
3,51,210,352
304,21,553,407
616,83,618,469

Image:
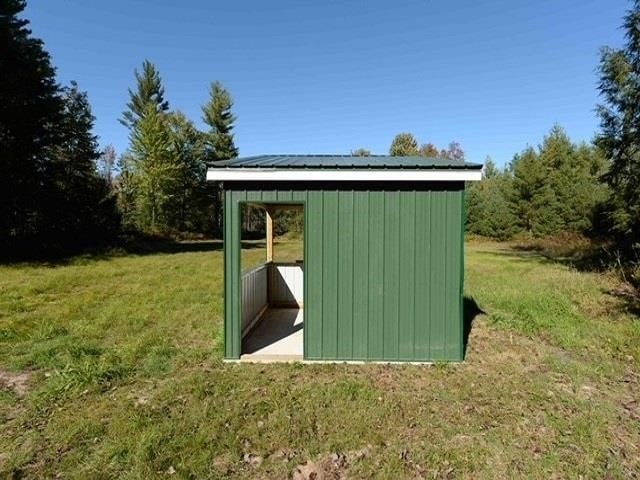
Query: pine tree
508,125,607,237
115,152,137,230
120,60,169,131
511,146,558,235
465,157,519,240
202,81,238,162
0,0,63,245
541,126,607,233
47,82,119,242
130,104,176,232
202,81,238,235
596,0,640,248
166,111,207,232
389,133,419,156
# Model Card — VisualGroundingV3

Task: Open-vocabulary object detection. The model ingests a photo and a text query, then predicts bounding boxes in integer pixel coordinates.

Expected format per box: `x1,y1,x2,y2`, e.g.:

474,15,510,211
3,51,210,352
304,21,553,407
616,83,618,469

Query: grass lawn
0,239,639,478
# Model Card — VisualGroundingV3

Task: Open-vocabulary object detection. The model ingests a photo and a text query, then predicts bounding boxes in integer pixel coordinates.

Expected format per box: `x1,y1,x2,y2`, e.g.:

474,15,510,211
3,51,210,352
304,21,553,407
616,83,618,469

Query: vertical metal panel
305,190,323,359
223,189,246,359
383,191,400,360
446,190,463,359
459,190,466,360
223,189,232,358
398,191,416,360
241,265,268,333
321,192,339,358
429,191,446,360
352,191,369,359
246,191,262,202
337,190,354,359
367,192,385,359
222,184,465,362
414,191,431,359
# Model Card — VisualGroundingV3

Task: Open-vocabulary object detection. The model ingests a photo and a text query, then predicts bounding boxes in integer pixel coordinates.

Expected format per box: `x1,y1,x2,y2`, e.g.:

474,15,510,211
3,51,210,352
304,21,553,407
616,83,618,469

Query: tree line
1,0,237,257
3,0,640,260
465,0,640,255
465,125,608,240
1,0,118,254
354,133,465,161
115,61,236,236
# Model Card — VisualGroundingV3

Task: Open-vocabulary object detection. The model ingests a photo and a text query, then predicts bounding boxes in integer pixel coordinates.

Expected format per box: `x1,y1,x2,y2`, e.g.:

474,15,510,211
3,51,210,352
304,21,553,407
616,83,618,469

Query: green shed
207,155,482,363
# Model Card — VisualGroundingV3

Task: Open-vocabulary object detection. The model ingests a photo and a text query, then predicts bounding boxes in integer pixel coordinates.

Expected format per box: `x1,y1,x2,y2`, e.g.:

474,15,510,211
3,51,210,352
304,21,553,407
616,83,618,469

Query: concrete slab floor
241,308,303,361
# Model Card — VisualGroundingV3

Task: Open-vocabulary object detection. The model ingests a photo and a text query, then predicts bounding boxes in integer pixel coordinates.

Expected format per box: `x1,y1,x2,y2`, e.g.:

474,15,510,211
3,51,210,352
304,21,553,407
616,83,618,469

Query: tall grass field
0,239,638,478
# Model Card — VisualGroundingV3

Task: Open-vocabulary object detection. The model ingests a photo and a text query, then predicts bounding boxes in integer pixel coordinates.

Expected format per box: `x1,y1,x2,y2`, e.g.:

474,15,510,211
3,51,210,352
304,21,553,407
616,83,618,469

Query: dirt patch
0,370,31,396
292,445,372,480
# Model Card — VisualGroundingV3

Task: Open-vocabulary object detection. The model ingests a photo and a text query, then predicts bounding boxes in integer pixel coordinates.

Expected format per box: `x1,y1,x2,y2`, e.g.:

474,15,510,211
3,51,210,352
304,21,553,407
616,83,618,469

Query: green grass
0,239,638,478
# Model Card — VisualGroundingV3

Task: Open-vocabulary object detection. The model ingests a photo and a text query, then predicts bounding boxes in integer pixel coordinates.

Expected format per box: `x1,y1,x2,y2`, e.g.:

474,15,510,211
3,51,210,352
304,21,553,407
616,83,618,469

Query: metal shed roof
211,154,482,170
207,155,483,182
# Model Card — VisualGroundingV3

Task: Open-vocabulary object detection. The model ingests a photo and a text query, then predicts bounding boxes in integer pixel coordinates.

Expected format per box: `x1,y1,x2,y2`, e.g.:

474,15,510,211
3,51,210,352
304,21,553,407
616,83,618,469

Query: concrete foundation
241,308,303,361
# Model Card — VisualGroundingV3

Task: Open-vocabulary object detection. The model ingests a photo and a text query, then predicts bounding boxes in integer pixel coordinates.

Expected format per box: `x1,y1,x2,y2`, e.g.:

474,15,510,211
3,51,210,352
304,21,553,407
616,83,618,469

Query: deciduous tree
351,148,371,156
442,141,465,161
419,143,439,157
98,144,117,186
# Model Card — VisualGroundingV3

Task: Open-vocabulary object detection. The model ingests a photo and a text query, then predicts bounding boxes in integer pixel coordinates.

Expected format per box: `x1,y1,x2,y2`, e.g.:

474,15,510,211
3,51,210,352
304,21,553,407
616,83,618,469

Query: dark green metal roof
212,155,482,169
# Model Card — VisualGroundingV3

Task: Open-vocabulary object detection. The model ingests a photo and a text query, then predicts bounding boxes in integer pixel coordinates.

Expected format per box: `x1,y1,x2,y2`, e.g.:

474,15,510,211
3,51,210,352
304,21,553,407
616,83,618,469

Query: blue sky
27,0,627,166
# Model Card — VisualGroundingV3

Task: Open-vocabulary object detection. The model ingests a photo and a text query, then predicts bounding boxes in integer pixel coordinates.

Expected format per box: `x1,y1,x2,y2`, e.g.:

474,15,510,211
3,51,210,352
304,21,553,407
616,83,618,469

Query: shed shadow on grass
463,296,485,359
1,237,237,266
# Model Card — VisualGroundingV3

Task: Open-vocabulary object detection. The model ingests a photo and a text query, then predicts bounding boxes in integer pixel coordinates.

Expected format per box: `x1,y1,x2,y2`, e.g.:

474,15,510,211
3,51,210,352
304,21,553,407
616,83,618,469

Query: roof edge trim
206,168,482,182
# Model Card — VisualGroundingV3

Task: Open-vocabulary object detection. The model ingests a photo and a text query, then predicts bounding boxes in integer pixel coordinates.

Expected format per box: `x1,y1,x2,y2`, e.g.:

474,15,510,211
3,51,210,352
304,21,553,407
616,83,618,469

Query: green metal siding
223,184,465,362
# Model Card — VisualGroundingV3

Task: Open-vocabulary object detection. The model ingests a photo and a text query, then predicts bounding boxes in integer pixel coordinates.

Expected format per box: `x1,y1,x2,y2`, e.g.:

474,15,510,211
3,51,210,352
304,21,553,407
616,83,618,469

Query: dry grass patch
0,370,31,396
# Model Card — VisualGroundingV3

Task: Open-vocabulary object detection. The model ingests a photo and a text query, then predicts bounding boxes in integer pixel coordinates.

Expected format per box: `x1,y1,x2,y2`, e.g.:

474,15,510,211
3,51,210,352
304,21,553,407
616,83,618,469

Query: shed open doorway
239,203,304,361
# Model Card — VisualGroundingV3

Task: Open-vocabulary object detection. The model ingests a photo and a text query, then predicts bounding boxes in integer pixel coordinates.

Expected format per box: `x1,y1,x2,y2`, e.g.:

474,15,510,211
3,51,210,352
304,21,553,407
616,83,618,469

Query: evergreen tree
511,145,561,236
0,0,63,245
465,157,519,240
482,157,500,178
202,81,238,235
120,60,169,131
115,152,138,230
1,2,118,253
596,0,640,248
508,125,607,237
389,133,419,156
46,82,119,241
541,127,607,232
129,104,176,232
166,111,207,232
202,81,238,162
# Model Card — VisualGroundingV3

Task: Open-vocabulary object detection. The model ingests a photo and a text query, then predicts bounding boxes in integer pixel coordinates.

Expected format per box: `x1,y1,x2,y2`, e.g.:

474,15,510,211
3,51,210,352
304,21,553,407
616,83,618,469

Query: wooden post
266,207,274,262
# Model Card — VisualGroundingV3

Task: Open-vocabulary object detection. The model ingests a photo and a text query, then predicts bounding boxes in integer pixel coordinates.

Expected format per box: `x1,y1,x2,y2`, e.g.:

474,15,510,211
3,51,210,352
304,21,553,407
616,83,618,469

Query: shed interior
240,203,305,361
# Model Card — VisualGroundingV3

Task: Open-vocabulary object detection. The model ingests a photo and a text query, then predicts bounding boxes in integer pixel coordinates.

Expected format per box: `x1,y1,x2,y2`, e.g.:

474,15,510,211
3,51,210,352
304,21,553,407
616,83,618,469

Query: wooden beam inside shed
266,207,274,262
